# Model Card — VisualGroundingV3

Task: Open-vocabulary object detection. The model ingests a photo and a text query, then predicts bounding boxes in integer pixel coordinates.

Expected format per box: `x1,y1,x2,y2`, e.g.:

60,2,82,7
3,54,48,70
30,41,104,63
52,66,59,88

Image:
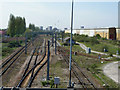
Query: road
103,61,120,84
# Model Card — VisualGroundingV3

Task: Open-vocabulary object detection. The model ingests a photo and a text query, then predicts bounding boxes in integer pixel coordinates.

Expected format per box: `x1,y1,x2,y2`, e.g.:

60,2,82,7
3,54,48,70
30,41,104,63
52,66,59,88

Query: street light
69,0,74,87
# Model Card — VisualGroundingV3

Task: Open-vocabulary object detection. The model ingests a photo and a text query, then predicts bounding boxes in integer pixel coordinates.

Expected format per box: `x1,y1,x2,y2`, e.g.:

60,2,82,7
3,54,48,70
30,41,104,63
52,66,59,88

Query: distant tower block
48,26,52,31
40,26,43,30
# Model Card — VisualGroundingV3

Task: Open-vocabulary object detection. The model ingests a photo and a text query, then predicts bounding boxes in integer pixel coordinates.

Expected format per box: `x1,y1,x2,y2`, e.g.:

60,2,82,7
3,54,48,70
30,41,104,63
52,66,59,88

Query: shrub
94,34,101,39
74,34,99,45
41,81,47,86
49,80,54,88
90,38,99,45
8,41,21,48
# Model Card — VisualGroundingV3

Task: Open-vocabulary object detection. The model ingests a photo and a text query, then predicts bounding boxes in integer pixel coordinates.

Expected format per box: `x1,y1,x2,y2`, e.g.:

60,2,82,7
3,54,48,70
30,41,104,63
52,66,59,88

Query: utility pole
62,31,64,42
69,0,74,87
52,34,54,47
47,40,50,80
55,33,57,55
25,33,27,54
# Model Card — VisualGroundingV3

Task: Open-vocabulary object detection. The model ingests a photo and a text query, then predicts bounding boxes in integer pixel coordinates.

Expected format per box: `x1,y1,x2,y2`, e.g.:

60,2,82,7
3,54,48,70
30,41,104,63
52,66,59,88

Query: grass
62,33,120,55
82,41,120,55
73,54,118,88
63,45,119,88
64,45,85,53
2,42,25,59
50,58,68,88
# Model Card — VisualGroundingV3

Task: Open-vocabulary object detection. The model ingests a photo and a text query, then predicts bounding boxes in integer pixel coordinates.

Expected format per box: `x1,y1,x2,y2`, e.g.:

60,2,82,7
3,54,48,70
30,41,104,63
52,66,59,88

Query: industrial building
65,27,120,40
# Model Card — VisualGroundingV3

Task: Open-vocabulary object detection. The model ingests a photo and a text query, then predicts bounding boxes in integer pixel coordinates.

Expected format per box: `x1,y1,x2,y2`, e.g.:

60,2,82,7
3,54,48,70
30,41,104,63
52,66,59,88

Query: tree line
7,14,26,37
29,23,42,31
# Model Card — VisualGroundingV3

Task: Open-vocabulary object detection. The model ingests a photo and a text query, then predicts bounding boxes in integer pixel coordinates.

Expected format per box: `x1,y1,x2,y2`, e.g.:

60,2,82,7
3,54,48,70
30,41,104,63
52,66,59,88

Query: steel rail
17,40,46,87
58,47,97,89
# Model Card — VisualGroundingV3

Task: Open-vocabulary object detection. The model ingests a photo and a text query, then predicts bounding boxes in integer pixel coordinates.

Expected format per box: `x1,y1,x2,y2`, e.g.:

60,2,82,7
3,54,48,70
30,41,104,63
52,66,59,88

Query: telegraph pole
47,40,50,80
25,33,27,54
69,0,74,87
55,33,57,55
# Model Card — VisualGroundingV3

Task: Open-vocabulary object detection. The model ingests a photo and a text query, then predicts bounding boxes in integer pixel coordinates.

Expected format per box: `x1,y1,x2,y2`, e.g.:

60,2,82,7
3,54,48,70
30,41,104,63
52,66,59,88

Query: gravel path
103,61,120,84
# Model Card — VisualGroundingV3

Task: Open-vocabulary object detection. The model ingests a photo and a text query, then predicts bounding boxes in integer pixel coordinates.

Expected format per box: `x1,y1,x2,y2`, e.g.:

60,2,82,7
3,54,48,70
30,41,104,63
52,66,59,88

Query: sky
0,0,119,29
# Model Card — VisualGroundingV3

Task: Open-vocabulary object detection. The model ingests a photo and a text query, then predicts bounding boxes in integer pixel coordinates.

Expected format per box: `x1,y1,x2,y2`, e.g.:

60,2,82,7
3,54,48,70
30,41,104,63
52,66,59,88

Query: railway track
58,47,97,89
0,41,31,77
0,35,43,78
17,39,49,88
60,47,113,61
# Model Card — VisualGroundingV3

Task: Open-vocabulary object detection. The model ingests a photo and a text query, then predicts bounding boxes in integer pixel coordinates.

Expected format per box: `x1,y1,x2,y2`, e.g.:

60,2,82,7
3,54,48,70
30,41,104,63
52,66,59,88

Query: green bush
41,81,47,86
8,41,21,48
49,80,54,88
73,34,99,45
94,34,101,39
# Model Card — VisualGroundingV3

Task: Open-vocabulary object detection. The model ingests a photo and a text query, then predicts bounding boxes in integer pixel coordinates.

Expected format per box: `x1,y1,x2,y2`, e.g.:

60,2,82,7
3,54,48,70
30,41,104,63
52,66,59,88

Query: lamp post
69,0,74,87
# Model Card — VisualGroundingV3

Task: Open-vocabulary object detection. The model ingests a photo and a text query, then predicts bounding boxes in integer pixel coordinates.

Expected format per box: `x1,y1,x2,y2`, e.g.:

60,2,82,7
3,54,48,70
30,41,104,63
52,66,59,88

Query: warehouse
65,27,120,40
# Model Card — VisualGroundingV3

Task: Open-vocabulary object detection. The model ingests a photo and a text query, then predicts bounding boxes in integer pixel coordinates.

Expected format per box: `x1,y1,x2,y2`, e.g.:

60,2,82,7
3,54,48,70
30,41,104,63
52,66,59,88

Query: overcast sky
0,0,119,29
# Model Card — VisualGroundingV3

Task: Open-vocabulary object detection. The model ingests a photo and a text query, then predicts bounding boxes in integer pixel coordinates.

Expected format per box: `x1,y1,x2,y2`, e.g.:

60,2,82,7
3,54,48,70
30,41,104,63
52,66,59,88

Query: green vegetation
73,34,100,45
2,47,13,58
64,45,85,53
2,41,24,58
7,14,26,37
62,33,120,55
41,79,55,88
83,41,119,55
29,23,35,31
59,33,119,88
72,53,118,88
29,23,43,31
62,44,119,88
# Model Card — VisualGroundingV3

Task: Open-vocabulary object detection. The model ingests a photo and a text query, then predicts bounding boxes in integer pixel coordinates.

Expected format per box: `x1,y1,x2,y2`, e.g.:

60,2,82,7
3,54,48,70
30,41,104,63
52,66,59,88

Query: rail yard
0,1,120,89
0,32,119,90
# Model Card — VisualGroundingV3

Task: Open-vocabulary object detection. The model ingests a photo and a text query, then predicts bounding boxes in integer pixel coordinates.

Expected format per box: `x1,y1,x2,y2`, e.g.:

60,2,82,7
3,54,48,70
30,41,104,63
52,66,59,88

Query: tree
29,23,35,31
29,23,32,29
23,17,26,33
15,16,22,36
7,14,15,37
7,14,26,37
